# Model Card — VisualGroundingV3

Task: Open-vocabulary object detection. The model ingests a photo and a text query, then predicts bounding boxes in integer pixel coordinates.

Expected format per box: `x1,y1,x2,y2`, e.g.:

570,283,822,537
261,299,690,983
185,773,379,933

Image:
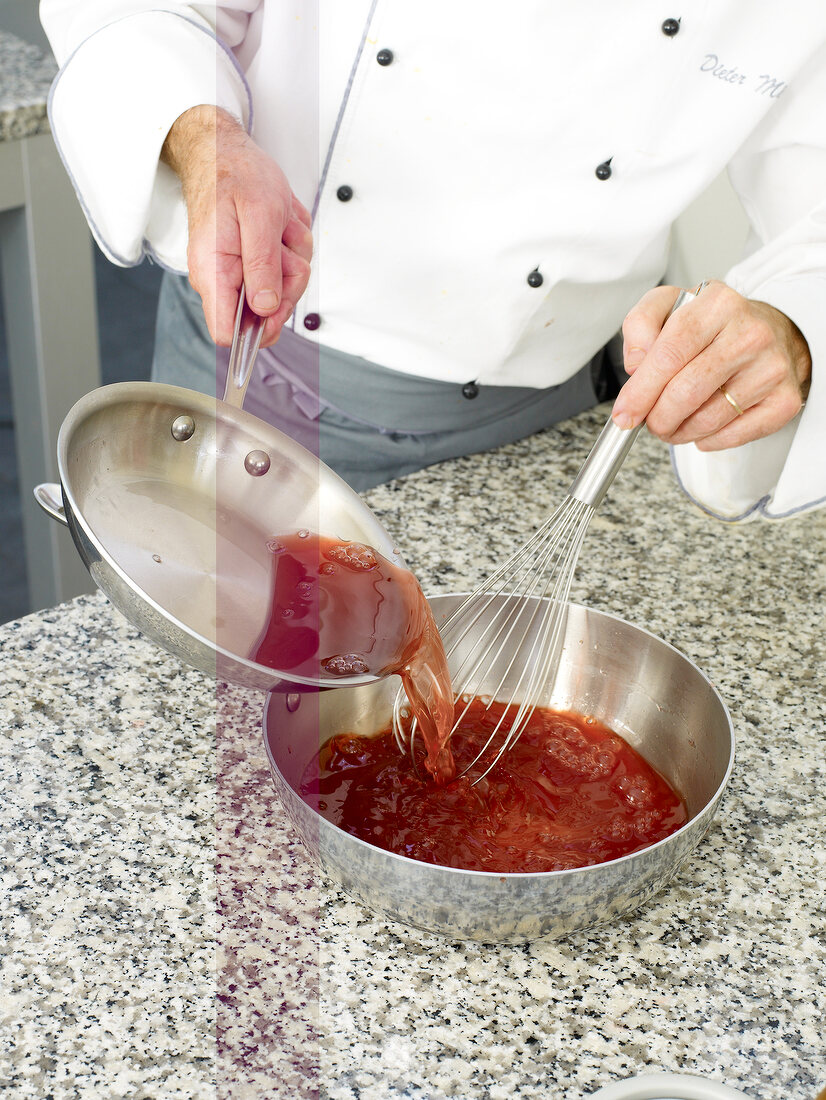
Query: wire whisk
393,287,702,783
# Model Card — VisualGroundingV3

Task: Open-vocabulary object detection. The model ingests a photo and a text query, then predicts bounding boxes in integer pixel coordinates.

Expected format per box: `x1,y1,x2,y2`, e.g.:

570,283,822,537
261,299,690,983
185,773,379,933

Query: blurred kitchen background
0,3,748,624
0,3,162,623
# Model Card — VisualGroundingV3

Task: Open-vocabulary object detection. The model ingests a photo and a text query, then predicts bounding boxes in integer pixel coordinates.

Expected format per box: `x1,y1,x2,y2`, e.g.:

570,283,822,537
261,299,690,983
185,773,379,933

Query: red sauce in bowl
300,700,687,873
256,533,687,871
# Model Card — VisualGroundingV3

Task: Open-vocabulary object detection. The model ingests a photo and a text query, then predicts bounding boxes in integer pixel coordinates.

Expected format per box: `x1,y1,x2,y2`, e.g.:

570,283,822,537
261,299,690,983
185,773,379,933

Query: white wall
667,172,750,289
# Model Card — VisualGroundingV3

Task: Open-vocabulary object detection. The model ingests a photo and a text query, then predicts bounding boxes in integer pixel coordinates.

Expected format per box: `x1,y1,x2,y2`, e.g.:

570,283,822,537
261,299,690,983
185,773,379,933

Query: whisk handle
569,287,701,508
568,419,643,507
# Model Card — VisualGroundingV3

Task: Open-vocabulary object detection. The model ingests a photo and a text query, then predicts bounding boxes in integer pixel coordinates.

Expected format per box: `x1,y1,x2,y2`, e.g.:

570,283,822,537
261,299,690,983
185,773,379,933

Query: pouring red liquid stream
301,702,688,873
255,533,687,871
251,531,455,781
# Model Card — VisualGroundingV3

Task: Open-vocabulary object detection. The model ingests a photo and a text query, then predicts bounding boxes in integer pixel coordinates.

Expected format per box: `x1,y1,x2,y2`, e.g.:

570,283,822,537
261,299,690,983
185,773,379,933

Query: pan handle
223,282,265,409
33,483,69,526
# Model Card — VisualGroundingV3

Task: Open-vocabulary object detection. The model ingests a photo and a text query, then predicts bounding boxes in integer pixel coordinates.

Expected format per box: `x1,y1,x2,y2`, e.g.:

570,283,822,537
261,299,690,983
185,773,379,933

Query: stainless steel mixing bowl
263,594,734,943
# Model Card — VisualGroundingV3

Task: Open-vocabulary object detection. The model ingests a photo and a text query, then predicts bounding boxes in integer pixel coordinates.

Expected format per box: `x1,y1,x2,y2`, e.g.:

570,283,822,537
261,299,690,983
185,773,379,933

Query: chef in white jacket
41,2,825,518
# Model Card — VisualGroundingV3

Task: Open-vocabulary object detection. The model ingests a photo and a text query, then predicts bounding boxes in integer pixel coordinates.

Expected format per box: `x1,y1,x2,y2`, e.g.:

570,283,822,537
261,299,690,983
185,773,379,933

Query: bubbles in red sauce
300,700,688,873
324,542,379,571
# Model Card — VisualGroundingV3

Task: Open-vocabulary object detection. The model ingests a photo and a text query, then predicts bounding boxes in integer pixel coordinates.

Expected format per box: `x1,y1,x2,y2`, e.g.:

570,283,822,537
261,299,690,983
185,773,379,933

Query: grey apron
152,272,623,492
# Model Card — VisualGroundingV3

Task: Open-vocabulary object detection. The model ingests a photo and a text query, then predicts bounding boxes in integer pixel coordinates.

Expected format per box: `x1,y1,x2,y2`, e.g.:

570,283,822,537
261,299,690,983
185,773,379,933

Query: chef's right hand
161,104,313,348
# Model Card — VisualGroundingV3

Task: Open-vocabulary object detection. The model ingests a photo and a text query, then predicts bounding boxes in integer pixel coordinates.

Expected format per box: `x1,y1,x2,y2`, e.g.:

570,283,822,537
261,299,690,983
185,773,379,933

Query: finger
188,191,245,345
291,193,312,229
675,377,803,447
282,214,314,263
259,299,297,347
646,319,796,442
238,200,286,317
661,379,747,445
657,359,776,444
642,340,739,441
213,254,244,346
259,248,311,348
259,293,300,347
693,391,801,451
612,292,724,430
621,286,683,374
189,238,242,346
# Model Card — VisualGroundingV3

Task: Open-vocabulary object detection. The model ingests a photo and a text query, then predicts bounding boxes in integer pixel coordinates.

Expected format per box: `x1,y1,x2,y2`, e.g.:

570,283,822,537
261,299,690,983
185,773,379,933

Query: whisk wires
394,287,704,783
394,494,595,783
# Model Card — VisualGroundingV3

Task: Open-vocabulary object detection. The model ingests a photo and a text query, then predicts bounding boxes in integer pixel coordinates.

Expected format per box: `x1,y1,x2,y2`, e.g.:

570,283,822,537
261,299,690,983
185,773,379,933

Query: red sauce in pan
252,532,455,780
300,701,687,873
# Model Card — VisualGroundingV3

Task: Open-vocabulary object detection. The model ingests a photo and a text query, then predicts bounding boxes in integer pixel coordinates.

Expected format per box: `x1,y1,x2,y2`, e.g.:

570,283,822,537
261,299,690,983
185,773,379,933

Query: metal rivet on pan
171,415,195,441
244,449,271,476
286,693,301,713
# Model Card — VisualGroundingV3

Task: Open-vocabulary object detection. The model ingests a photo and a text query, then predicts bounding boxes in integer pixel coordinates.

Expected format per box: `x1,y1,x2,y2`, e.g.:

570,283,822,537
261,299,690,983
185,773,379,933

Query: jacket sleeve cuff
671,274,826,522
47,10,252,273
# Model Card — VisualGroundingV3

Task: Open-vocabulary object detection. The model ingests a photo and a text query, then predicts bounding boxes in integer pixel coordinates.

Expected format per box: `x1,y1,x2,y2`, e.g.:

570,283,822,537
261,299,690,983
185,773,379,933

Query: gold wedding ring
720,382,744,417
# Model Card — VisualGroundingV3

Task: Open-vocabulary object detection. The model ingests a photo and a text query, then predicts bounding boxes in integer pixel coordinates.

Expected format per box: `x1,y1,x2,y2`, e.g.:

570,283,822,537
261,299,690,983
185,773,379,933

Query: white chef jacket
41,1,826,521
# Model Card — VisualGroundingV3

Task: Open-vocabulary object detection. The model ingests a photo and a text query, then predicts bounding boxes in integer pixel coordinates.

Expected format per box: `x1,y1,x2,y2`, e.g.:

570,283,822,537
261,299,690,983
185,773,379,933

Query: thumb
239,215,284,317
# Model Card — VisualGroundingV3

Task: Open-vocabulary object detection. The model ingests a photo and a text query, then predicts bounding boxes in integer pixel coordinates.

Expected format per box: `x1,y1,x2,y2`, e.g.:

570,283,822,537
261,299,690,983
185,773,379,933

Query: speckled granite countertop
1,406,824,1099
0,31,55,143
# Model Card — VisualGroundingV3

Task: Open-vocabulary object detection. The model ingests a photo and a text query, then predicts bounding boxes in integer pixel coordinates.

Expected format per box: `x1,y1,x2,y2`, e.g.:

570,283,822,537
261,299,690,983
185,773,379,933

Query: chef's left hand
611,280,811,450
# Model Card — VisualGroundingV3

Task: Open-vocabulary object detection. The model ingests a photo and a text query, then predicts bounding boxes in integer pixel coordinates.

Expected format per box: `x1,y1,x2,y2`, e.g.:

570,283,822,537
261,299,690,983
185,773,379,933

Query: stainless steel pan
35,379,406,691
